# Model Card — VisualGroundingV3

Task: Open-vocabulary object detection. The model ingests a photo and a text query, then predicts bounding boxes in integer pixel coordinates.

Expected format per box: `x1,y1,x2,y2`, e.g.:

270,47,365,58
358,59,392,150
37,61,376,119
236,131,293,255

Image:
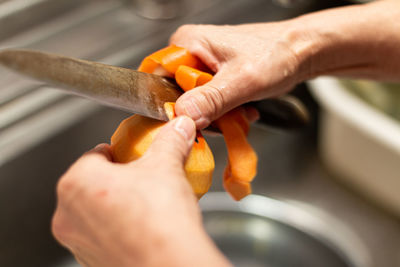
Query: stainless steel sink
200,193,369,267
1,0,399,267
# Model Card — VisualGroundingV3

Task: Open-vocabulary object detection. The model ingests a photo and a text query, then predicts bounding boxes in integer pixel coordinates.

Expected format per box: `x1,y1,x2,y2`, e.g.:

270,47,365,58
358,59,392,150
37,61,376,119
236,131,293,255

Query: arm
294,0,400,81
52,116,231,267
170,0,400,129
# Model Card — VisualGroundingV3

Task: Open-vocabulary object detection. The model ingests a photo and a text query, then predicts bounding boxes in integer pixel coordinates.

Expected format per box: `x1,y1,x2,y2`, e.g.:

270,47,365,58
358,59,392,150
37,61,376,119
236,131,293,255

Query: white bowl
308,77,400,216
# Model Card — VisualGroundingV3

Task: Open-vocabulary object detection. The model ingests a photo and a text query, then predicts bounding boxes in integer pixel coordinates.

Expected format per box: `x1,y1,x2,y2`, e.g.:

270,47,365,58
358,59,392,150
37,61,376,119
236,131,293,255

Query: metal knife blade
0,49,182,121
0,49,310,130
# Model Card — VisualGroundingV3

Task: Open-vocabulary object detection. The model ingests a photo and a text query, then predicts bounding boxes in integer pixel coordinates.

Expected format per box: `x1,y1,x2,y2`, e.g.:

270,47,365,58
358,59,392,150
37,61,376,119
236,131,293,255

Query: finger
175,65,258,129
243,106,260,123
169,25,222,72
141,116,196,166
55,144,113,207
70,143,113,175
84,143,113,162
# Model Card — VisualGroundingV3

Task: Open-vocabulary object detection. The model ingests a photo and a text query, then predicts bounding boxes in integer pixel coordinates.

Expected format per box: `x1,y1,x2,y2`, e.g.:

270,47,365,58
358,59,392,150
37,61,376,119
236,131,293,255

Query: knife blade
0,49,182,121
0,49,310,130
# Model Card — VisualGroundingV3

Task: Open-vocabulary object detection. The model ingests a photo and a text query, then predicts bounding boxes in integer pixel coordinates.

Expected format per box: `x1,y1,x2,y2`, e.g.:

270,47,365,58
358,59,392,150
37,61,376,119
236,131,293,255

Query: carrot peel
138,45,201,76
175,65,213,91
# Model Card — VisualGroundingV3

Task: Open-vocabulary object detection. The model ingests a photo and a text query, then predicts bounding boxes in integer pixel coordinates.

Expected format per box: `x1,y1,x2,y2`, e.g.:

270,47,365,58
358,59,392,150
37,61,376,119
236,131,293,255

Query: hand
170,22,308,129
52,116,230,267
170,0,400,129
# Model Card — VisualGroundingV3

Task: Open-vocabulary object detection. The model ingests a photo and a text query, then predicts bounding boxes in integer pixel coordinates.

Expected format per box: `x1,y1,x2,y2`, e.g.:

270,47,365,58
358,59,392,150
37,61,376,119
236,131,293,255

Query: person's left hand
52,116,230,267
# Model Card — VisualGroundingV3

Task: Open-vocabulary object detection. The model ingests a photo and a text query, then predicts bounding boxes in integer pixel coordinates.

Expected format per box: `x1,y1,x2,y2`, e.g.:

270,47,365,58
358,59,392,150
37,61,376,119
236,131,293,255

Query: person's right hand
52,116,231,267
170,22,310,129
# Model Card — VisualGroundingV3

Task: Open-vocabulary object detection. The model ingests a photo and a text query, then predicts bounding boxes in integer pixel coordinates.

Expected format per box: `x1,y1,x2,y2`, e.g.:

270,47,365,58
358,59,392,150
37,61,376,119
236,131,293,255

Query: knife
0,49,309,129
0,49,182,121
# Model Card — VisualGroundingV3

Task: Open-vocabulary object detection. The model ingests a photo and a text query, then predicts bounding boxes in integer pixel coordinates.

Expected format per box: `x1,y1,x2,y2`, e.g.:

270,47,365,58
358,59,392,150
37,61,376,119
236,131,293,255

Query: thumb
174,67,254,129
82,143,113,163
142,116,196,166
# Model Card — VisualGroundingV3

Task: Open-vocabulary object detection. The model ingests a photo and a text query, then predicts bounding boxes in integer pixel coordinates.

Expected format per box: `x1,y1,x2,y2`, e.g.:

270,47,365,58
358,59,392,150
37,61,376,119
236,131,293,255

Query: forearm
134,225,231,267
289,0,400,82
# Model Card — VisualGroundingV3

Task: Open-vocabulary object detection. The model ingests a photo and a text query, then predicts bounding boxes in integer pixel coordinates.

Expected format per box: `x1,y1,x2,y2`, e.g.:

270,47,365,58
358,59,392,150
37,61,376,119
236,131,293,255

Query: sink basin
200,193,370,267
1,0,398,267
0,107,128,267
51,192,373,267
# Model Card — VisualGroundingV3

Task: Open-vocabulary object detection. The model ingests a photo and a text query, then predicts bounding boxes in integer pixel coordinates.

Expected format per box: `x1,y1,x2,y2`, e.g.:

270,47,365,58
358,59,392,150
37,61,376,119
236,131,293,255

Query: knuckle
236,62,265,95
172,24,196,42
200,84,225,120
56,172,77,201
51,210,66,243
143,127,188,164
160,133,186,158
178,24,196,34
56,158,98,202
240,62,259,83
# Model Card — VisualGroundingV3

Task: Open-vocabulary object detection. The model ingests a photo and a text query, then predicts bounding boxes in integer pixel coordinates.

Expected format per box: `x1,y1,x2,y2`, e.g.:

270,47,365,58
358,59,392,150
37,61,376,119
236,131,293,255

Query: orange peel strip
139,45,258,200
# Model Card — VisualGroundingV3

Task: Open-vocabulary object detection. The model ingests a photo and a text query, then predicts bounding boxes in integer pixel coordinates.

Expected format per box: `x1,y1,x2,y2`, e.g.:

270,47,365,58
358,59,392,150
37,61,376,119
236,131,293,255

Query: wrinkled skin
170,22,303,129
53,1,400,266
171,0,400,129
52,117,231,267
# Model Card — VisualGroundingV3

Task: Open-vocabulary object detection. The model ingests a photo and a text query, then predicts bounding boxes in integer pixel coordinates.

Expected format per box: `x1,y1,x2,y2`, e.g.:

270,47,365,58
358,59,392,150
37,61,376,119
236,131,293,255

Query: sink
0,103,372,267
1,0,399,267
0,107,128,267
200,193,369,267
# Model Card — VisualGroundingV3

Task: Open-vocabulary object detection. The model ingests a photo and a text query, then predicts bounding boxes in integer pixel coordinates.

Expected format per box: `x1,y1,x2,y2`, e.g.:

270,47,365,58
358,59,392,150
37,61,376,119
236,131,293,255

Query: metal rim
200,192,372,267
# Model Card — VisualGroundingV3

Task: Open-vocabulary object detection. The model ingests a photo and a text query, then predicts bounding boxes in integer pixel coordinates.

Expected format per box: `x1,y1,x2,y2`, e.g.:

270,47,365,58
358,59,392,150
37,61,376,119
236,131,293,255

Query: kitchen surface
0,0,399,266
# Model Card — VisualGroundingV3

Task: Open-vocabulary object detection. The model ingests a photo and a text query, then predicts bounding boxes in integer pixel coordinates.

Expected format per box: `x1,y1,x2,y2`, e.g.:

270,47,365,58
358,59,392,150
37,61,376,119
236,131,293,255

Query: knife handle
203,95,310,134
250,95,310,130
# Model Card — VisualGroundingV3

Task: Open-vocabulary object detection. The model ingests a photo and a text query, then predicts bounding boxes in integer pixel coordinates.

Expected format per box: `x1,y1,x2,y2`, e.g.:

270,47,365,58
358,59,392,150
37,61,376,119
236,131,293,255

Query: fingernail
182,97,202,121
93,143,105,151
174,116,196,146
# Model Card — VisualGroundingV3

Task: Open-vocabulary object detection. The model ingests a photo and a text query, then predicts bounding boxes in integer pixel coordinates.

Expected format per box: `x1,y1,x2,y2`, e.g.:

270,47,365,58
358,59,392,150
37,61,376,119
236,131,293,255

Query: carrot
164,102,176,120
164,101,205,150
175,65,213,91
112,45,257,201
138,45,202,76
111,114,214,199
216,110,257,182
223,164,252,201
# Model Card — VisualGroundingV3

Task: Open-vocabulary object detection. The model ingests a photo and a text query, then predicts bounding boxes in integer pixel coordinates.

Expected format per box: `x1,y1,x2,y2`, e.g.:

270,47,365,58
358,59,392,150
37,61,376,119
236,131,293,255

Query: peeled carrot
164,102,176,120
111,114,214,198
113,45,257,201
